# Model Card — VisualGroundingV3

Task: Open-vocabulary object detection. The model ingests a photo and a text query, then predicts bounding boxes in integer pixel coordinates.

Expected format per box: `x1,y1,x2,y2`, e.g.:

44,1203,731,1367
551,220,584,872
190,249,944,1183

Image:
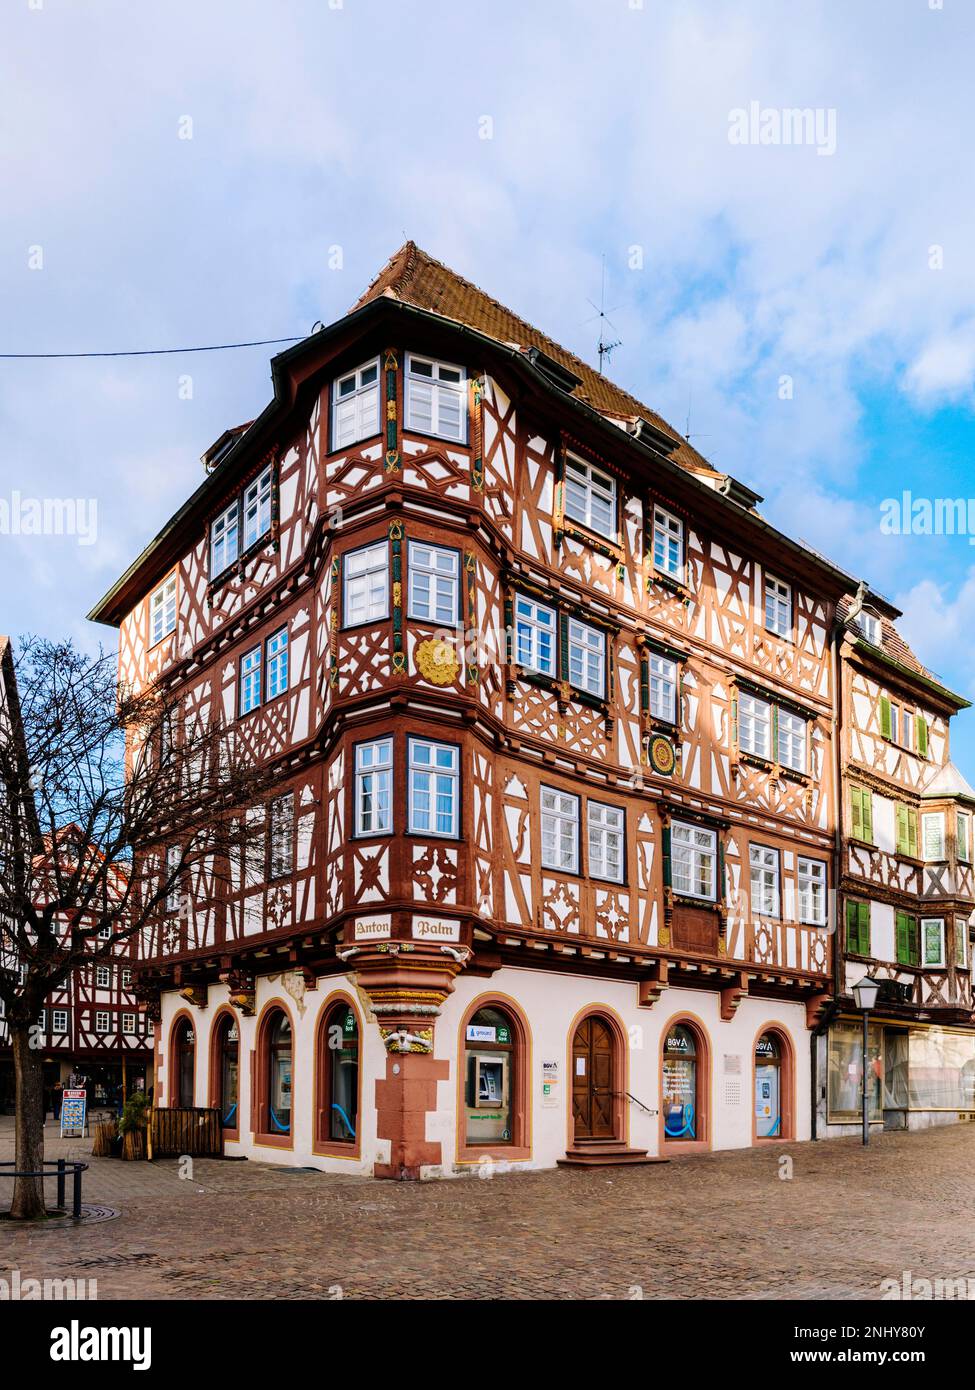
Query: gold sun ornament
415,636,460,685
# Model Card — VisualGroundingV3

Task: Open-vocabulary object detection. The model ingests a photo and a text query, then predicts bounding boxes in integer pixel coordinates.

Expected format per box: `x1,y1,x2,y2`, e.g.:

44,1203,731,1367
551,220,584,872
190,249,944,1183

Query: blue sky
3,0,975,765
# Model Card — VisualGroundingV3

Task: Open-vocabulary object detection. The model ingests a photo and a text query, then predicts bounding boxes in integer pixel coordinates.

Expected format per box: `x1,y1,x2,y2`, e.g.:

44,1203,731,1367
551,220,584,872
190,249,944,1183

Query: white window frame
239,644,262,716
344,541,389,626
95,964,111,989
922,812,946,862
514,595,556,676
648,652,678,725
890,703,900,746
922,917,946,968
405,354,467,443
408,542,460,625
331,357,381,450
165,845,182,914
738,691,771,760
567,618,606,698
858,611,882,645
958,811,972,864
210,499,240,577
243,465,273,551
121,967,133,989
265,627,289,701
563,454,617,540
902,709,914,752
269,792,295,880
149,573,177,647
797,856,827,927
777,708,807,774
764,575,792,638
540,787,580,874
588,801,624,884
749,844,780,919
652,506,684,582
407,738,460,838
95,1011,110,1035
52,1009,68,1034
122,1013,136,1036
671,821,717,903
355,738,393,837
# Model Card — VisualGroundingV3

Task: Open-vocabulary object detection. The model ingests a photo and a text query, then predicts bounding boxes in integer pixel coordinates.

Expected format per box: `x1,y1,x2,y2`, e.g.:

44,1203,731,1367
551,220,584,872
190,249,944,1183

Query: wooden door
572,1016,616,1139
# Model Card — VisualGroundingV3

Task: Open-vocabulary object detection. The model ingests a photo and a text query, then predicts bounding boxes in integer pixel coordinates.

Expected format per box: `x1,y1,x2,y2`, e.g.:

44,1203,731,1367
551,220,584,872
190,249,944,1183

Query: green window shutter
857,901,871,956
908,808,919,859
895,804,908,856
850,787,862,839
880,695,892,739
917,716,928,756
861,790,873,844
909,917,920,966
896,911,910,965
771,705,780,764
846,900,860,953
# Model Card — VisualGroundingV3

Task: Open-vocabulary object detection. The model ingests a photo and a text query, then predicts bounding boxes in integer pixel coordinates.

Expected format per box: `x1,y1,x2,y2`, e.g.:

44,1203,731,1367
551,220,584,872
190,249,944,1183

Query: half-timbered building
87,244,971,1175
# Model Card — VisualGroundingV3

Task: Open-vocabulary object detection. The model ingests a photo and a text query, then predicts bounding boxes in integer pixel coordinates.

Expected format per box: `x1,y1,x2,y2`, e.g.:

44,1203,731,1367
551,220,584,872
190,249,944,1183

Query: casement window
210,500,240,576
515,595,556,675
239,645,262,716
958,811,972,864
797,856,827,926
857,612,882,645
243,466,273,551
879,695,906,745
563,454,617,539
540,787,580,873
354,738,393,836
922,811,945,861
97,923,111,941
777,708,807,773
749,844,780,918
956,921,968,969
165,845,182,913
265,627,289,700
52,1010,68,1034
648,653,678,724
764,576,792,638
149,573,177,646
895,910,919,966
344,541,389,625
95,1011,110,1035
850,786,874,843
923,918,946,968
122,1013,136,1036
652,506,684,581
408,542,460,624
405,354,467,442
671,821,718,902
895,803,919,858
95,965,111,988
902,710,914,752
332,357,380,450
407,738,459,838
243,813,266,888
846,900,872,956
738,692,771,760
567,618,606,698
269,793,295,880
121,967,133,989
588,802,624,883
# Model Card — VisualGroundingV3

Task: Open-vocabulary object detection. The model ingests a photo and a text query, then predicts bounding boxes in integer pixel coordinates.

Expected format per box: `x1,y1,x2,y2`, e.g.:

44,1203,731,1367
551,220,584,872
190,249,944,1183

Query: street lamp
851,974,882,1146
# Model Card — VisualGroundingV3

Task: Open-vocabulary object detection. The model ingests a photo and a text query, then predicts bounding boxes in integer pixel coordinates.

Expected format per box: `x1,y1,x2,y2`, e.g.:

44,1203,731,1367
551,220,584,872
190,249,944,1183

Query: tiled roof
352,241,723,482
837,596,933,678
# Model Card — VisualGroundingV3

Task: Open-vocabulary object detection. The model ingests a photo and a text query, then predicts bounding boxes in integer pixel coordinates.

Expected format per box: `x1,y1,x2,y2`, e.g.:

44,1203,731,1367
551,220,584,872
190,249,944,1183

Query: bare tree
0,637,277,1220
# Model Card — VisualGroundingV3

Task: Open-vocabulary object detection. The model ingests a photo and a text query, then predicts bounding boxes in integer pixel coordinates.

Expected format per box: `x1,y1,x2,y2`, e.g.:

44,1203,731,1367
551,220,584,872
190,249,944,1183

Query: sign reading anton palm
90,243,916,1176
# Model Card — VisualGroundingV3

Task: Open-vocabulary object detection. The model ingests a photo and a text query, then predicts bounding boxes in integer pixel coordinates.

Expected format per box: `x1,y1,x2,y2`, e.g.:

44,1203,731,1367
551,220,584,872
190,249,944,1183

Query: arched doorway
210,1012,239,1134
753,1027,794,1141
170,1016,195,1108
571,1015,617,1140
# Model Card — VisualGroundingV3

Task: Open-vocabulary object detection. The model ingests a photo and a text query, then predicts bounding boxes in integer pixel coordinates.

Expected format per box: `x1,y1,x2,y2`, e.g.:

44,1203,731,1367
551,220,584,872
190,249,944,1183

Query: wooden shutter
861,790,873,843
908,917,920,965
896,803,908,855
845,900,859,952
917,716,928,756
857,901,870,956
880,696,892,739
850,787,862,839
896,911,910,964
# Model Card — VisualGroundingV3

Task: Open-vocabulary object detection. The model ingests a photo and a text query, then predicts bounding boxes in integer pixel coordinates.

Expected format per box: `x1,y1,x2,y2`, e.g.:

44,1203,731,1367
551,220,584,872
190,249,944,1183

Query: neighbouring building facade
88,244,975,1176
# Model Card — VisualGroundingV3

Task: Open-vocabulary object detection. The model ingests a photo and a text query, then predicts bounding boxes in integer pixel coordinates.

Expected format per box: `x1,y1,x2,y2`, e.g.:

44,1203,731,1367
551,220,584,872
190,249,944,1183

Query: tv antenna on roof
584,255,622,375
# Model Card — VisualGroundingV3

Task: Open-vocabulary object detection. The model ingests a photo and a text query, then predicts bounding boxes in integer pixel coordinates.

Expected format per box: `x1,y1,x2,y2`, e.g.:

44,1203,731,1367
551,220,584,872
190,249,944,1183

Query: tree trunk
10,1023,46,1220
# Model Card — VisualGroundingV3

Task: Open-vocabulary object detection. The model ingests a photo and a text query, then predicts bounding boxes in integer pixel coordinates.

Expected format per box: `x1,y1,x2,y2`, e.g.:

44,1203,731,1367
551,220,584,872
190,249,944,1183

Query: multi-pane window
958,811,972,864
902,709,914,752
652,506,684,581
355,739,393,836
672,822,717,902
95,965,111,988
588,802,624,883
121,967,132,989
150,574,177,646
405,354,467,442
798,856,827,926
165,844,182,914
210,500,240,575
332,358,380,450
515,595,556,675
923,918,946,968
344,541,389,625
922,812,945,861
847,900,872,956
749,844,780,918
269,793,295,880
408,542,459,624
243,466,273,551
52,1010,68,1034
850,786,874,843
649,653,678,724
858,612,882,645
957,922,968,968
239,645,262,715
567,618,606,698
266,628,289,700
764,576,792,637
408,739,459,837
95,1012,110,1035
563,455,617,539
541,787,580,873
122,1013,136,1036
777,709,807,773
738,692,771,759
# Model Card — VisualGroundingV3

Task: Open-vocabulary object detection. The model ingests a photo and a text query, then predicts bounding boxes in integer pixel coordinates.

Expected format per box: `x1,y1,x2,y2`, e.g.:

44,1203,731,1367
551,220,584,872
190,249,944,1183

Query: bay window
332,358,380,450
649,652,677,724
588,801,624,883
567,618,606,698
541,787,580,873
563,454,617,539
408,738,459,837
672,821,717,902
344,541,389,625
405,354,467,442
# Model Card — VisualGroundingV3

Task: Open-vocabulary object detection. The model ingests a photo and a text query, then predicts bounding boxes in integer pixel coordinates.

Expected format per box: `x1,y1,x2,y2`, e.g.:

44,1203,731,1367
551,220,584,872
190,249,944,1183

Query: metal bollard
57,1158,66,1211
72,1164,82,1219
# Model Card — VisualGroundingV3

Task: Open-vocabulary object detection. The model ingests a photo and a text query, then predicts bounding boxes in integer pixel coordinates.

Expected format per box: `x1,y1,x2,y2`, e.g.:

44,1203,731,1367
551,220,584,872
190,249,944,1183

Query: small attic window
857,612,882,646
523,347,582,395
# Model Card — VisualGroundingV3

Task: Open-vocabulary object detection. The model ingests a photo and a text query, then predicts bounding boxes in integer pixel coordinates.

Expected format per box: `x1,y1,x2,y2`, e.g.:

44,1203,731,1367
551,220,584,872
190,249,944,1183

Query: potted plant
117,1090,149,1161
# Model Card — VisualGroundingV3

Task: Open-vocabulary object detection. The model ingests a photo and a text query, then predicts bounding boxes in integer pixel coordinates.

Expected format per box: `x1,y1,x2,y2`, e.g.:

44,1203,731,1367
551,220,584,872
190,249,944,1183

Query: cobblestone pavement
3,1117,975,1299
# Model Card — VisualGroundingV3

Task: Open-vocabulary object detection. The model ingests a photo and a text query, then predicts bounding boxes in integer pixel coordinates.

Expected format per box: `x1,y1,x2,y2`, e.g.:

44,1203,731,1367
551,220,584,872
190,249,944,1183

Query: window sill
671,893,718,909
558,518,622,558
253,1131,293,1150
313,1137,361,1160
208,529,278,596
650,570,689,599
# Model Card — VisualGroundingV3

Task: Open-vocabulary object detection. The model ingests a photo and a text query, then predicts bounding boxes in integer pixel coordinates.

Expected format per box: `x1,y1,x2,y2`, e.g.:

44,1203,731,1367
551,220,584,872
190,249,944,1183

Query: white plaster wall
873,795,895,856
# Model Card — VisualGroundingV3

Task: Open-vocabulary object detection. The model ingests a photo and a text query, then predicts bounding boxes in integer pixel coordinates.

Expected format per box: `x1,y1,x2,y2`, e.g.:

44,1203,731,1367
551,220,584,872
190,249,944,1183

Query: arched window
211,1013,239,1132
464,1005,516,1145
267,1012,292,1136
754,1032,780,1138
662,1024,700,1141
171,1016,195,1108
316,1002,359,1147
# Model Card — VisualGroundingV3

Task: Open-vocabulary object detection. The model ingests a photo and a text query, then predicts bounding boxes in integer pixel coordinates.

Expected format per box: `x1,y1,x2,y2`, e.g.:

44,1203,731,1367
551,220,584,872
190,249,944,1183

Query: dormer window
857,611,882,646
243,466,273,550
405,354,467,442
332,358,380,450
563,454,617,539
209,463,274,580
